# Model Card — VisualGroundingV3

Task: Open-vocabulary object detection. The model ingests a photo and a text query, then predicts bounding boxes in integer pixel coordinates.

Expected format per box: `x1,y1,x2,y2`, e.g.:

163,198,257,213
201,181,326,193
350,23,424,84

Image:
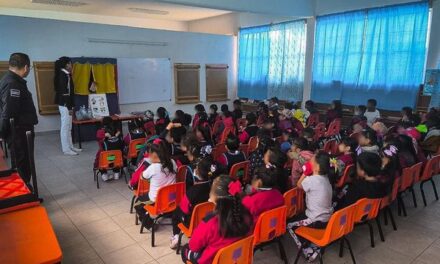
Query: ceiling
0,0,232,21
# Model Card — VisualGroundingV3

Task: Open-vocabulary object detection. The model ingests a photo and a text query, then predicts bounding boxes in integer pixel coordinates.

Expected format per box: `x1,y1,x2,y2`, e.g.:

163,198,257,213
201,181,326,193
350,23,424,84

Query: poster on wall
424,69,440,109
88,94,109,118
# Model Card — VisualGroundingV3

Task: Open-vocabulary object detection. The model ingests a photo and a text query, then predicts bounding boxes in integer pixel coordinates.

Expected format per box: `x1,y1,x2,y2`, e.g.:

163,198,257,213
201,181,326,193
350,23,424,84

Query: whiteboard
117,58,172,104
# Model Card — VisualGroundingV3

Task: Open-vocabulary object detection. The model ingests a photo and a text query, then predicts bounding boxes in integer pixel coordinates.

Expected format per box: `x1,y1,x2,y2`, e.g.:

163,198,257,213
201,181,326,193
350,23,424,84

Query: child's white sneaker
64,150,78,156
71,147,82,152
169,234,179,250
114,172,120,180
101,173,109,181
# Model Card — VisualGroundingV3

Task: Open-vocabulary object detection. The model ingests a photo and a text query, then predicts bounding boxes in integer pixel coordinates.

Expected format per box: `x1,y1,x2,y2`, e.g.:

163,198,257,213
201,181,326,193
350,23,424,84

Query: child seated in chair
287,151,333,262
208,104,220,127
124,119,146,152
134,141,177,230
170,156,218,249
216,133,246,172
95,116,123,181
242,166,284,224
142,110,155,136
328,137,357,185
264,146,288,193
238,112,259,144
160,122,187,161
181,175,252,264
289,137,314,187
232,99,243,121
155,107,170,135
356,129,380,155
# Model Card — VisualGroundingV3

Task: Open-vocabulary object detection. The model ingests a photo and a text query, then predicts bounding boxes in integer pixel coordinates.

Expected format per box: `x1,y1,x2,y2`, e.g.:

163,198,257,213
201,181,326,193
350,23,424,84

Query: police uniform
0,70,38,183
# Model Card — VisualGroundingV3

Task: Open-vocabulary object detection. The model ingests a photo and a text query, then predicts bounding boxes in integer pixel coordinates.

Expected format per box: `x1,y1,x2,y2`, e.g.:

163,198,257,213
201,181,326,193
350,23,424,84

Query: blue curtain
238,20,306,101
312,2,429,110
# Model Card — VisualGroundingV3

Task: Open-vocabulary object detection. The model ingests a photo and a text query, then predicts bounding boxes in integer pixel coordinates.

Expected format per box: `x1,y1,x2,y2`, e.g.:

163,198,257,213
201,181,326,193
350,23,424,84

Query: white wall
0,15,236,132
427,0,440,68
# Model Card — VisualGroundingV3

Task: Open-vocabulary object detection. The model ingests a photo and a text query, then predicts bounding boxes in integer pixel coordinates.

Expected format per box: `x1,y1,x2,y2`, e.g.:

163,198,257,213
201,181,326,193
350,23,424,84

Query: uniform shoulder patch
10,89,20,98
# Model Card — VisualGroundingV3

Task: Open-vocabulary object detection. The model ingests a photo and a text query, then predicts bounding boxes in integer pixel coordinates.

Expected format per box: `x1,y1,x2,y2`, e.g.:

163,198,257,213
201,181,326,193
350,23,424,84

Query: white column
302,17,316,108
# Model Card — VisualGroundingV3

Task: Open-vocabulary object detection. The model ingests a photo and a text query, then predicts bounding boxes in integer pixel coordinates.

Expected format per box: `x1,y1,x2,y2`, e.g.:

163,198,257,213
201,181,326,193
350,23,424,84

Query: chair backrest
212,143,227,161
353,198,381,223
420,157,437,182
400,167,414,191
239,144,249,158
432,155,440,174
236,118,247,128
176,166,188,183
135,176,150,197
187,202,215,236
220,126,236,144
314,122,326,141
380,177,400,209
230,161,250,183
323,139,338,155
248,136,258,153
212,235,254,264
336,164,354,188
253,206,287,246
283,188,304,219
325,118,341,137
320,204,356,245
98,150,123,170
127,138,147,159
152,182,185,215
307,113,320,127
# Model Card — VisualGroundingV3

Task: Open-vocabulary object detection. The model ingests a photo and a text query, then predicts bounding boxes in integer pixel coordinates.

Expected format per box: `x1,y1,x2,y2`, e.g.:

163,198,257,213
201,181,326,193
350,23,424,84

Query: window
312,2,429,110
238,20,306,101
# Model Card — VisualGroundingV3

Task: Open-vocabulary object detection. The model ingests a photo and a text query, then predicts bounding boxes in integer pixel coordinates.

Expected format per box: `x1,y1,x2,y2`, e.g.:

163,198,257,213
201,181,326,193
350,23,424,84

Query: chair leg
277,238,288,264
339,238,345,257
140,216,146,233
176,232,184,255
123,168,128,184
431,178,439,201
388,207,397,231
294,244,304,264
135,213,139,225
344,237,356,264
398,194,407,217
383,209,388,226
410,186,417,208
421,181,427,206
367,221,375,248
375,217,385,242
130,196,136,214
151,219,157,247
95,170,100,189
319,251,324,264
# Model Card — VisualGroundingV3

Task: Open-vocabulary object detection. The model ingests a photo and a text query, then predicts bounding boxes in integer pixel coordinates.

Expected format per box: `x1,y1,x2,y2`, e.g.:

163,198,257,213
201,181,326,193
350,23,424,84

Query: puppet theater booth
71,57,119,142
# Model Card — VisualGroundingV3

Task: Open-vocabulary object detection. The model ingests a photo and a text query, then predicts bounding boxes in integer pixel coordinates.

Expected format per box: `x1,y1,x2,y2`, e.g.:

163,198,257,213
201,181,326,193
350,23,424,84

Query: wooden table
0,205,62,264
72,114,142,148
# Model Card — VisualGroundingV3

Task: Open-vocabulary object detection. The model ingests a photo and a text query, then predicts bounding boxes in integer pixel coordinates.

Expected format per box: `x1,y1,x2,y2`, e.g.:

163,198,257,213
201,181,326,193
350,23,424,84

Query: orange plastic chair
239,144,249,158
212,143,227,161
236,118,247,128
380,177,399,232
323,139,338,155
212,235,254,264
314,122,326,141
397,162,423,216
230,161,250,183
130,177,150,215
307,113,320,127
176,202,215,254
325,118,341,137
419,156,439,206
142,182,185,247
94,150,125,188
293,204,357,264
248,136,258,153
176,166,188,183
125,138,146,165
253,206,288,264
353,198,383,248
283,188,304,219
219,126,236,144
336,164,354,188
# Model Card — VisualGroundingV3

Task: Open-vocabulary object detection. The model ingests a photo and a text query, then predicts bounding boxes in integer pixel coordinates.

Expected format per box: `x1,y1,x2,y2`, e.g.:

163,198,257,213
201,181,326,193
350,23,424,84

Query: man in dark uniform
0,53,38,184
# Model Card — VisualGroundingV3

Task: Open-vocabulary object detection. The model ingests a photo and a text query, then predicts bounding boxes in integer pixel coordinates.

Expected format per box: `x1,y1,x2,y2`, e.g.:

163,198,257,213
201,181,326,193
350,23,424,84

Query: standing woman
54,57,81,155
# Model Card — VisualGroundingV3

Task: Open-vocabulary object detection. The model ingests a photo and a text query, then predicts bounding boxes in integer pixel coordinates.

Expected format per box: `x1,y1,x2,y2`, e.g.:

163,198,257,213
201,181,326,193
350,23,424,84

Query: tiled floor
30,133,440,264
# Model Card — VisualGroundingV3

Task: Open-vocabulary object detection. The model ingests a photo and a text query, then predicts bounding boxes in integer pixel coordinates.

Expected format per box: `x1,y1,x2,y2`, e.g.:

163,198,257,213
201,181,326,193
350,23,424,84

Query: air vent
128,7,169,15
31,0,88,7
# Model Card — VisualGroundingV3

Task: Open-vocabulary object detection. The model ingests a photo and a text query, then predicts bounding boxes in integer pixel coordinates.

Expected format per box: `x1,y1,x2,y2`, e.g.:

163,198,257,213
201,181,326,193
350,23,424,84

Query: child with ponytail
181,175,252,264
170,156,218,249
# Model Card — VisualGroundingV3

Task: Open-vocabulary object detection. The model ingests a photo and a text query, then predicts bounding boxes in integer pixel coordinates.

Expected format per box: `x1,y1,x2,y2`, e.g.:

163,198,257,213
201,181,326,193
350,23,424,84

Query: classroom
0,0,439,263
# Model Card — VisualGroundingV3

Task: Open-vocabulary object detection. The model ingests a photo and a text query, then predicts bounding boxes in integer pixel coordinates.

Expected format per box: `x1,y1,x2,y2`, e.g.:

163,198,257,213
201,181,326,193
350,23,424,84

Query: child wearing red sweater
242,167,284,224
216,133,246,172
181,175,252,264
238,112,259,144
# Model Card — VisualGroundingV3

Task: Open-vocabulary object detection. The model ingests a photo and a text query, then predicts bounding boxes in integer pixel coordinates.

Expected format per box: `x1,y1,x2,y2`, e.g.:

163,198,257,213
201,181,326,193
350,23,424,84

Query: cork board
174,63,200,104
206,64,228,102
33,61,59,115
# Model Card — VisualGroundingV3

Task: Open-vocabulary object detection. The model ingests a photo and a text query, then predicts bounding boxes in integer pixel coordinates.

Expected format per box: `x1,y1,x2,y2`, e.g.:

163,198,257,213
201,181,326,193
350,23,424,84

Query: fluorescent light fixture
31,0,88,7
127,7,169,15
88,38,168,46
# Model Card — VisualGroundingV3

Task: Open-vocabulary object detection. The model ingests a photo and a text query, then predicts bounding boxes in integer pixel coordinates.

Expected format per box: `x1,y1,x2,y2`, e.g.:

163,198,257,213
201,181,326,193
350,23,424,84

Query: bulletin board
33,61,59,115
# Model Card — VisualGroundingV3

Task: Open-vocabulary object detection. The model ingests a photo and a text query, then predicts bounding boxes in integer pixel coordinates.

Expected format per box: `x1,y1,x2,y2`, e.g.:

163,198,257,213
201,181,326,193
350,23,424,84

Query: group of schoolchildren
93,96,440,263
